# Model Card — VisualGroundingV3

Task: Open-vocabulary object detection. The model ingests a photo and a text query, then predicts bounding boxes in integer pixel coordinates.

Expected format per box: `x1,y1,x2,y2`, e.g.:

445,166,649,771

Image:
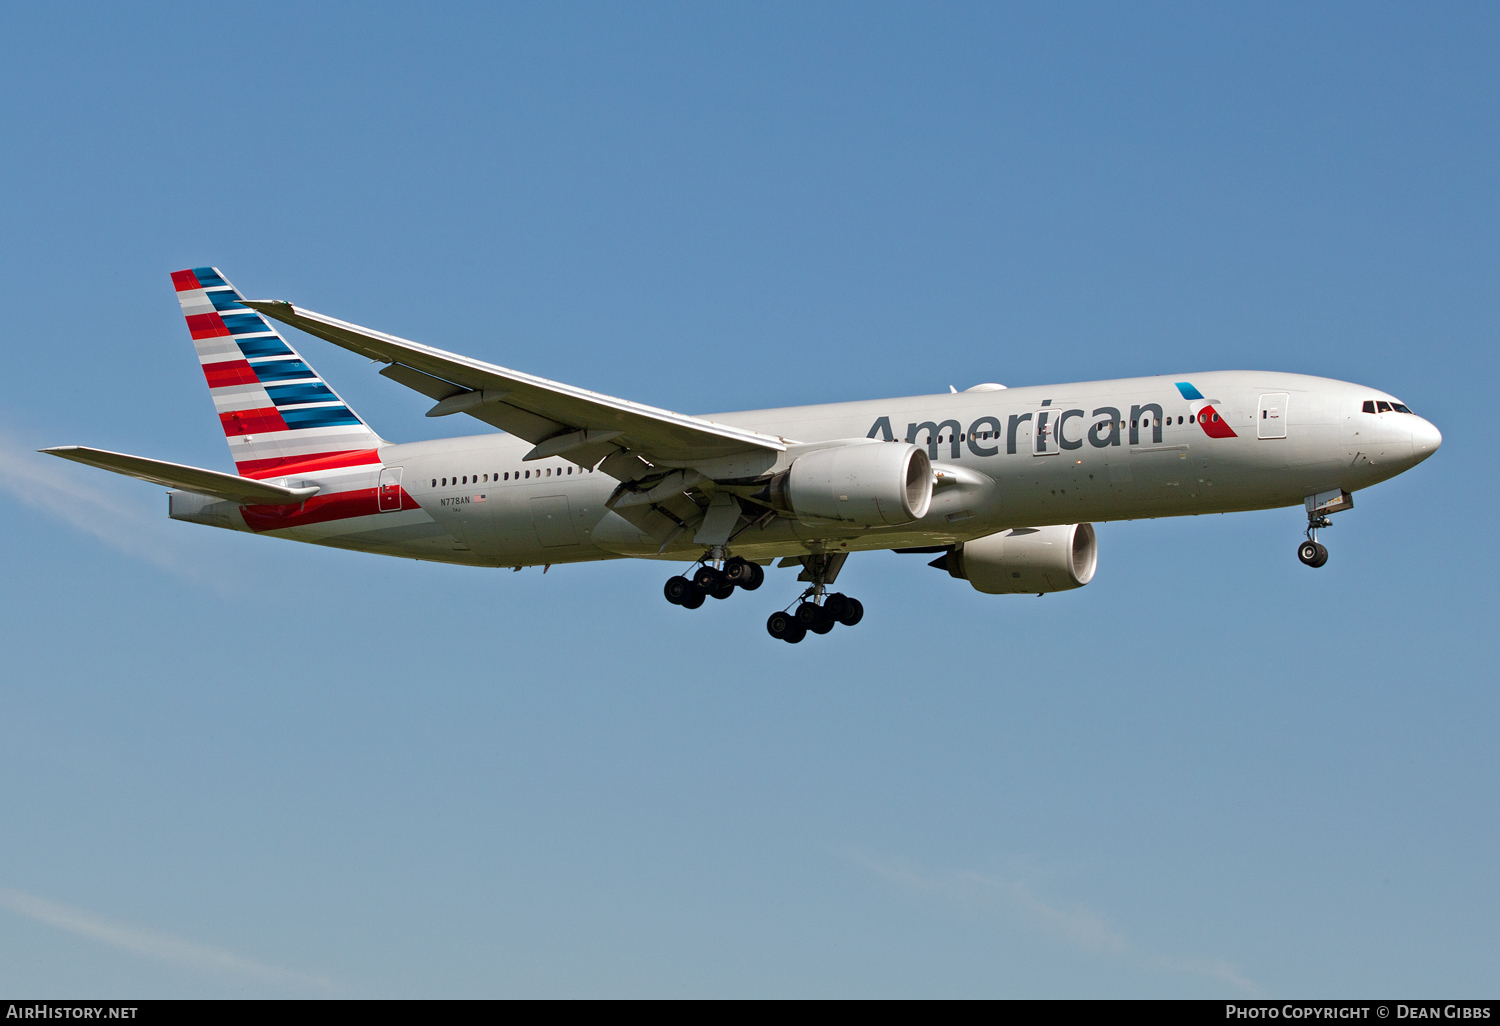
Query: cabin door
1257,393,1289,439
378,467,403,511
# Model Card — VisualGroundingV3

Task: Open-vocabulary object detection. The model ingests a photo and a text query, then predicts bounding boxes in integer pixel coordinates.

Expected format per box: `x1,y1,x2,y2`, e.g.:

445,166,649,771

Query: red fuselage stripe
240,487,420,532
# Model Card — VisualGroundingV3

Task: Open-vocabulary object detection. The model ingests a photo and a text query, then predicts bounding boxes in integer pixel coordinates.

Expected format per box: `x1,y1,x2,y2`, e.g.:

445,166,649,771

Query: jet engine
763,441,933,526
938,523,1098,594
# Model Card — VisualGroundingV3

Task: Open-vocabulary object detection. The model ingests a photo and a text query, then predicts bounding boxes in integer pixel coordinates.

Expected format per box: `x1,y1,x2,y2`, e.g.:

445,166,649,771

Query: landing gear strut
663,550,864,644
766,553,864,644
1298,513,1331,568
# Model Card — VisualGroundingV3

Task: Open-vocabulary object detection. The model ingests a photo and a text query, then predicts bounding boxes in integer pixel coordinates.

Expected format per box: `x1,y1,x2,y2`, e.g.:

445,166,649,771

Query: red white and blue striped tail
171,267,383,479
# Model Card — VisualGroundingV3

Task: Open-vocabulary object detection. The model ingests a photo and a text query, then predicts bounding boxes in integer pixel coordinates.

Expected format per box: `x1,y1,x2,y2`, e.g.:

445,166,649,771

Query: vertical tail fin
171,267,384,478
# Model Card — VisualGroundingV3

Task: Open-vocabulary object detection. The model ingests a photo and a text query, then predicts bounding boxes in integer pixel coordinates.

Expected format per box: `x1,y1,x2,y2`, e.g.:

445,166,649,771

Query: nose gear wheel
1298,540,1328,567
1298,508,1334,568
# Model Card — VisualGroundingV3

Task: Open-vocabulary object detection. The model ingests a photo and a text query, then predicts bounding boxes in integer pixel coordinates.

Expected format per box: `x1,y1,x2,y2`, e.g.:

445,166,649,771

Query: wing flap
240,300,788,464
42,446,320,505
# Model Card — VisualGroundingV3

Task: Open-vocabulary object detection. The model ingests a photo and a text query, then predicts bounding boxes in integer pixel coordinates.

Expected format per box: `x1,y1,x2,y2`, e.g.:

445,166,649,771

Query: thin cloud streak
0,434,188,571
0,888,333,992
855,853,1259,995
0,434,261,590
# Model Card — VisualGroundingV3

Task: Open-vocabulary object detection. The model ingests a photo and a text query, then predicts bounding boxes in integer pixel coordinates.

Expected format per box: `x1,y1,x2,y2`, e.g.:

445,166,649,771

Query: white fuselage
168,370,1440,568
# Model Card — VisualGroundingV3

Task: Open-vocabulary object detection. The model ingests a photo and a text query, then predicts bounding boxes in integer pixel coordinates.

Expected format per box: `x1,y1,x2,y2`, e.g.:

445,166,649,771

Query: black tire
823,593,849,621
794,601,822,627
741,562,765,591
680,585,706,609
724,558,755,587
711,581,736,600
663,576,692,605
838,597,864,627
767,611,792,639
783,622,807,644
1298,541,1321,567
693,565,726,591
809,611,835,634
1311,542,1329,568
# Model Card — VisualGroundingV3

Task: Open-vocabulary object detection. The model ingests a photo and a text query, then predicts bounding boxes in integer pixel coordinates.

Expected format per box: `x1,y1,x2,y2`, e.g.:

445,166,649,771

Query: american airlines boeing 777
46,268,1442,643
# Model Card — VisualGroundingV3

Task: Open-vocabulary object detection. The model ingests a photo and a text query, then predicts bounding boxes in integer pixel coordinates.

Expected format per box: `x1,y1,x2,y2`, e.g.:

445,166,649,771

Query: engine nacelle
766,441,933,526
945,523,1098,594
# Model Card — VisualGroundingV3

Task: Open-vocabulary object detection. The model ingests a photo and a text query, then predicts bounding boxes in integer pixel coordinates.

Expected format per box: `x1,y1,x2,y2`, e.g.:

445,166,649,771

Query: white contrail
0,887,333,992
854,853,1259,994
0,434,189,572
0,433,268,592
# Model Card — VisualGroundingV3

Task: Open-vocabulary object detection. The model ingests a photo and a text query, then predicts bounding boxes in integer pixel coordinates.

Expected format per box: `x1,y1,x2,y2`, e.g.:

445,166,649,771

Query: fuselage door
531,495,580,547
1257,393,1289,439
378,466,403,511
1033,407,1061,455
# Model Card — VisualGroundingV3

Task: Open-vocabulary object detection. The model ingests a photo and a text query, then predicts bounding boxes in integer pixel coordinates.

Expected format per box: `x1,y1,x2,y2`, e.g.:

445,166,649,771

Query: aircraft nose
1411,416,1442,463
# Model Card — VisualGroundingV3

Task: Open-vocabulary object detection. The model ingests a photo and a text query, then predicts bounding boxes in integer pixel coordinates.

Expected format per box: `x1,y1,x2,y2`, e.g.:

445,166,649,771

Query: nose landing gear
1297,489,1353,568
1297,538,1329,568
1298,512,1332,568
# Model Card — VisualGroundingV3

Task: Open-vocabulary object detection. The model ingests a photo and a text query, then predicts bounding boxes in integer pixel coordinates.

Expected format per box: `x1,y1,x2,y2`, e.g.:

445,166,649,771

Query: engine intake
764,441,933,526
941,523,1098,594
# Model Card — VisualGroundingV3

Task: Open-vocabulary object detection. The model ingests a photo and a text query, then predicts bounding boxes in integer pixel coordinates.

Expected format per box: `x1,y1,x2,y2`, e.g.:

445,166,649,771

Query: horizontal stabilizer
41,446,320,505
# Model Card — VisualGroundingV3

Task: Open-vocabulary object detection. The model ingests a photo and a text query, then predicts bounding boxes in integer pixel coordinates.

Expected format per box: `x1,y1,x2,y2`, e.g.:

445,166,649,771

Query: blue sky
0,2,1495,997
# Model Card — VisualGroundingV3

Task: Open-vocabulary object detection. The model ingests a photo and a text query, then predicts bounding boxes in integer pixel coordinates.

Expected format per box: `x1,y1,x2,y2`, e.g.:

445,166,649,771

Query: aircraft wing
240,300,787,470
41,446,320,505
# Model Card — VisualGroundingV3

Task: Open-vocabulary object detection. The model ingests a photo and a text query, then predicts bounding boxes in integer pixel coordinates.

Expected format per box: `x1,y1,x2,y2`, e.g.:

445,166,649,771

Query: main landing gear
765,592,864,644
662,551,866,643
765,552,863,644
1298,512,1331,568
663,556,764,608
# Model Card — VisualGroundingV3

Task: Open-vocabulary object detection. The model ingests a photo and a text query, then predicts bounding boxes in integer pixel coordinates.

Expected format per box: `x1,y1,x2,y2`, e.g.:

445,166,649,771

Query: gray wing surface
240,300,787,469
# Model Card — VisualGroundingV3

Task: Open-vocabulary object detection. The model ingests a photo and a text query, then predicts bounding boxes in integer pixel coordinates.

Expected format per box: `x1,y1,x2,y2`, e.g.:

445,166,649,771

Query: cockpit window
1391,403,1413,414
1376,401,1392,413
1362,401,1376,413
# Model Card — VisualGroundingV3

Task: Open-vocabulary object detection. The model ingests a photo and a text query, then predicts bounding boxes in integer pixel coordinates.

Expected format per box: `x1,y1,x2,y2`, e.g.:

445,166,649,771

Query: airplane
44,267,1442,643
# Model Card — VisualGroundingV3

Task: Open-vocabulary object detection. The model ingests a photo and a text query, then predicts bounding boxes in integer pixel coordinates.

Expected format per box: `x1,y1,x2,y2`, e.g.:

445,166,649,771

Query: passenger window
1363,401,1377,413
567,467,572,475
503,472,508,480
441,477,446,486
1392,403,1413,414
1376,401,1392,413
431,479,436,487
524,470,530,479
